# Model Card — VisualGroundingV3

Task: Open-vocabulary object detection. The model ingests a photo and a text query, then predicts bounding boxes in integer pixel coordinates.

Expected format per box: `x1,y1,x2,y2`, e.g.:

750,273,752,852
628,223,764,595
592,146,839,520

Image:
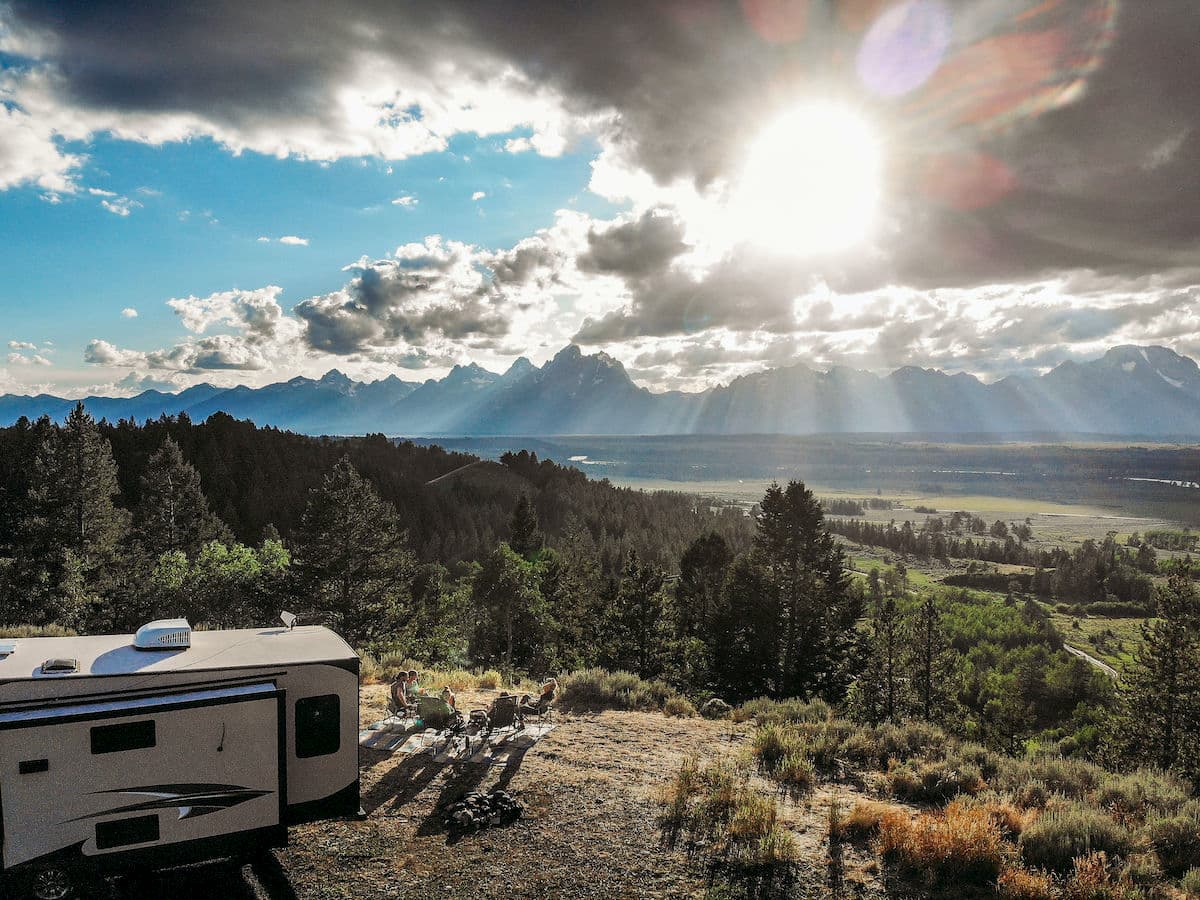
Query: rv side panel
0,683,285,871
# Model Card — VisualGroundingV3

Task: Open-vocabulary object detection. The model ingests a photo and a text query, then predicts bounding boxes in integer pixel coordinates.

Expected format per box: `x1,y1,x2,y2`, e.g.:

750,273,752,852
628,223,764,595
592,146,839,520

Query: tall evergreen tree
851,597,904,724
27,403,128,571
1113,574,1200,780
289,456,416,648
134,438,229,558
904,593,957,724
604,550,669,678
710,556,779,700
675,531,732,639
509,494,543,559
469,542,545,673
753,480,855,699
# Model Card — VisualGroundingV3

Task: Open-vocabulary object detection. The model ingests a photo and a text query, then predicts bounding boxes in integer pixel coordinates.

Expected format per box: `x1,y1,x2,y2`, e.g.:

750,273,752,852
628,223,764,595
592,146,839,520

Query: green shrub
1019,801,1132,873
1094,770,1191,824
775,752,816,791
559,668,685,713
1181,867,1200,896
359,653,382,684
733,696,830,725
889,757,985,805
0,624,77,638
752,723,806,772
1142,813,1200,877
996,756,1103,801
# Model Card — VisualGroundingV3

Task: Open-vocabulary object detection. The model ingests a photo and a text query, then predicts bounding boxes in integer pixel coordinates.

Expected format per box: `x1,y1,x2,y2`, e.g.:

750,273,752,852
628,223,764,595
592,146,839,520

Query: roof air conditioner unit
134,618,192,650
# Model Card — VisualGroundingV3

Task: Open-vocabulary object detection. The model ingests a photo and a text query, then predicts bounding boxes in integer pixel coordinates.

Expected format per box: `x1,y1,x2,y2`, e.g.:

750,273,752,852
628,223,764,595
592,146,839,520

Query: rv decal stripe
67,783,271,823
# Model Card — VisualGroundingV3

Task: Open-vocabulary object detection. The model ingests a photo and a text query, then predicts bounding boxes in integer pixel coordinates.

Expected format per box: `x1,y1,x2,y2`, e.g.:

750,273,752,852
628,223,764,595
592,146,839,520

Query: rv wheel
28,868,72,900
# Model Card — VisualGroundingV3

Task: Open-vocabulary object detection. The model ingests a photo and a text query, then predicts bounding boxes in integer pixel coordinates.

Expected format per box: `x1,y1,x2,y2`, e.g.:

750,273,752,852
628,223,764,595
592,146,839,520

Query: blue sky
1,129,617,393
2,1,1198,397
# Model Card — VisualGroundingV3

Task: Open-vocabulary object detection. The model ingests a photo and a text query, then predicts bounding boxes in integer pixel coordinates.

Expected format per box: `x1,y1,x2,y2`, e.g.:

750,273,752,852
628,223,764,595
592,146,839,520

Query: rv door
0,682,285,872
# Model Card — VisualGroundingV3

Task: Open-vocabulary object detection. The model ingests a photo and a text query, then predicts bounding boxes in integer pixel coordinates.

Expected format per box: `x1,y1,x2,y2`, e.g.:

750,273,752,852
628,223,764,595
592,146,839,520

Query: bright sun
734,102,882,255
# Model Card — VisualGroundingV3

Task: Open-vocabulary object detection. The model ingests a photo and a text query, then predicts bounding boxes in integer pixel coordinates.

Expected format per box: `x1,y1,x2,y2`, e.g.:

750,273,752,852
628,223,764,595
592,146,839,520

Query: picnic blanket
359,719,556,764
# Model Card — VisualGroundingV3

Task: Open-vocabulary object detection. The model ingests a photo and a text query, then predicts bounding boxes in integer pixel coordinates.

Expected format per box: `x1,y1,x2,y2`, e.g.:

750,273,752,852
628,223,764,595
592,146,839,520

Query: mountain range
5,344,1200,437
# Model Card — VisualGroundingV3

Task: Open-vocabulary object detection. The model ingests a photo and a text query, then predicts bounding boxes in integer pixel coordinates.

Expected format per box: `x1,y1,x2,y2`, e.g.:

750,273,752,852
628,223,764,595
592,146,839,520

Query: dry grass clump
732,696,831,725
657,755,797,869
1061,851,1141,900
833,799,902,841
1181,867,1200,896
1019,801,1133,873
879,799,1006,885
664,695,698,718
558,668,681,712
956,793,1030,840
997,865,1057,900
476,669,503,689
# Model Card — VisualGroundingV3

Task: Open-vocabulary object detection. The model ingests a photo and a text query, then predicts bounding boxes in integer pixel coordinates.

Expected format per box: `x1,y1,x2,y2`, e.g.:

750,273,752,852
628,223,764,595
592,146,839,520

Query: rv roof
0,625,356,681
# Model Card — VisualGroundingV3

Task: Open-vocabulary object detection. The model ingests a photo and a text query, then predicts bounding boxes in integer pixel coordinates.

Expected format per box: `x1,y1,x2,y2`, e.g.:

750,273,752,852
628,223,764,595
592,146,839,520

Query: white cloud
8,340,36,350
87,187,116,197
471,191,486,201
121,307,138,318
100,196,141,217
392,195,418,207
278,235,309,246
7,351,52,367
257,235,271,242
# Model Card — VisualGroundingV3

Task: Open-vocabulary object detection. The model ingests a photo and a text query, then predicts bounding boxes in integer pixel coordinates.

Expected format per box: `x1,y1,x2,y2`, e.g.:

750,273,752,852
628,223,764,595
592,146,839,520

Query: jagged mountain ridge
3,344,1200,436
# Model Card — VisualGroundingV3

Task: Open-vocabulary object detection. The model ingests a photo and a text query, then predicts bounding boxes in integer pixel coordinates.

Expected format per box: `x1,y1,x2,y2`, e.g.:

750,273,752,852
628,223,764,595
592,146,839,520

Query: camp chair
417,694,463,730
474,693,522,742
520,691,556,725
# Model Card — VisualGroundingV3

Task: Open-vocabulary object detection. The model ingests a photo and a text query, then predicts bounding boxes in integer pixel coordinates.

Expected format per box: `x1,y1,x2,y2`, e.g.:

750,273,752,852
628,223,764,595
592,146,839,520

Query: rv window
90,719,156,755
295,693,340,758
95,814,160,849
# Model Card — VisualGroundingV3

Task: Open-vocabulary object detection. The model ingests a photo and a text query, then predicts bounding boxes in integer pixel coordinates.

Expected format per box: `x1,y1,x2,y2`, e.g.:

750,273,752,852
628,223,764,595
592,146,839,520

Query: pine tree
469,542,545,673
753,480,853,699
28,403,128,571
1114,574,1200,779
711,556,780,700
10,404,128,624
851,597,904,724
135,438,229,558
289,456,416,648
676,531,733,639
509,494,543,559
605,551,669,678
904,593,957,724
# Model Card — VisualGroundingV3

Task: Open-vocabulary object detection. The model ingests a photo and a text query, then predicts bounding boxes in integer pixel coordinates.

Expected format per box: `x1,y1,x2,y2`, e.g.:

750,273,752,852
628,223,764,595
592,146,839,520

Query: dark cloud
574,246,816,342
577,209,689,278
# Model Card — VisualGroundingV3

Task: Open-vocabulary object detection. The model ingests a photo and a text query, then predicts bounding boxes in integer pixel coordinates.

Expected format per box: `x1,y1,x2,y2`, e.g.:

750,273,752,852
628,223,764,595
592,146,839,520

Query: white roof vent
134,618,192,651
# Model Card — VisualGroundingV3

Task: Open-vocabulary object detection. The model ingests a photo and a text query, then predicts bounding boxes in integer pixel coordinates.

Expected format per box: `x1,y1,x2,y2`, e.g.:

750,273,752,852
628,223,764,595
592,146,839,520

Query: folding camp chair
520,692,556,725
417,695,467,753
472,693,522,743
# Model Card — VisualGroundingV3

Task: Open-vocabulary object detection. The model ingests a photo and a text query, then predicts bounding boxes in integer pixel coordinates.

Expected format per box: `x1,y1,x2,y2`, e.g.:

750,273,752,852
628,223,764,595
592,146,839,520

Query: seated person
388,673,408,712
405,669,422,701
441,686,456,708
520,678,558,715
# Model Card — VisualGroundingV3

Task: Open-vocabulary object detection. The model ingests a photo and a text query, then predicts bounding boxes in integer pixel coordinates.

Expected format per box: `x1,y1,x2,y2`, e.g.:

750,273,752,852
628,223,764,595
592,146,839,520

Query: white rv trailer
0,619,359,897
